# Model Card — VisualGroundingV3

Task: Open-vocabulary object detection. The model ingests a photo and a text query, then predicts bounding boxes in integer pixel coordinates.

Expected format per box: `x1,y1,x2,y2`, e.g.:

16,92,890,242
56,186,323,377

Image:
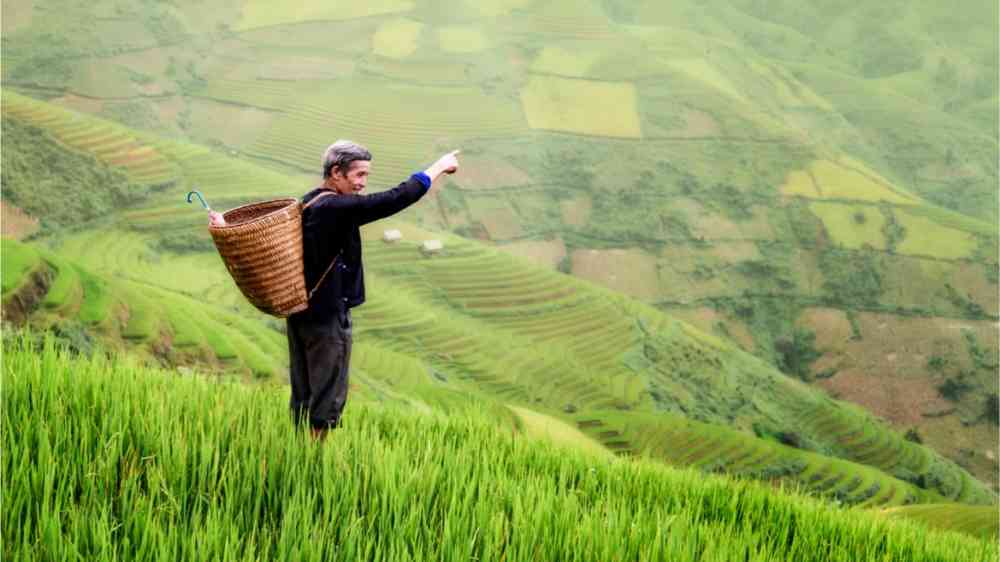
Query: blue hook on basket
186,190,211,211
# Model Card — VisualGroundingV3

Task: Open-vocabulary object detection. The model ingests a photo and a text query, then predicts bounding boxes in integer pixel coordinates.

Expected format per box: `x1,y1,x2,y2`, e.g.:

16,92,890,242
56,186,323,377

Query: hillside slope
3,336,996,561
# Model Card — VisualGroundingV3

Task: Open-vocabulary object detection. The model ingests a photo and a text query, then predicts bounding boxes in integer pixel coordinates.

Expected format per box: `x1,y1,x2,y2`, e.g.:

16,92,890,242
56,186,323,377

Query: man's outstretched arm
340,150,461,226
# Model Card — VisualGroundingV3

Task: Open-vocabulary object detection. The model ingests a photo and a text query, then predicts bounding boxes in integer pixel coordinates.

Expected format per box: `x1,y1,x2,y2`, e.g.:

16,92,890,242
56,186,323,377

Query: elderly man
287,141,458,439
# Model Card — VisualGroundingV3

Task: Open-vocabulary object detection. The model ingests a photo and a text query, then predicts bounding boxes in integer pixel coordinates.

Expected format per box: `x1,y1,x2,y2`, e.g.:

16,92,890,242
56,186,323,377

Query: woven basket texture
208,198,308,317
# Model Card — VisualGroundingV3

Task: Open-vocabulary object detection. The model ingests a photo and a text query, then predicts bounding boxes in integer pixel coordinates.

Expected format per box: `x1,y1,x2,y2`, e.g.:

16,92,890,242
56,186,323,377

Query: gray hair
322,140,372,178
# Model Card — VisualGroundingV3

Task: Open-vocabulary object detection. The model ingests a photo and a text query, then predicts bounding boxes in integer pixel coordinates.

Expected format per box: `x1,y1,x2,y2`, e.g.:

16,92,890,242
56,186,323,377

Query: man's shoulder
302,187,327,204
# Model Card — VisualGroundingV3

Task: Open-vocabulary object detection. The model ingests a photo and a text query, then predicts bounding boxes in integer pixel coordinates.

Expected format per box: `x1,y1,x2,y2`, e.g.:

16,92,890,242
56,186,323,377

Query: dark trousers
287,307,353,430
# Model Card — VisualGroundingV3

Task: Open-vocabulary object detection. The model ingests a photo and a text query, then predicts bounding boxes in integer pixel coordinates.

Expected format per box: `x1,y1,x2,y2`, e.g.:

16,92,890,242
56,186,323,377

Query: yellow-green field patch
437,26,488,53
520,76,641,138
894,209,978,260
809,202,887,250
373,19,424,59
531,45,605,77
497,239,567,270
237,0,415,30
810,160,918,204
187,99,276,148
780,170,819,198
665,58,746,103
838,155,920,200
571,248,659,299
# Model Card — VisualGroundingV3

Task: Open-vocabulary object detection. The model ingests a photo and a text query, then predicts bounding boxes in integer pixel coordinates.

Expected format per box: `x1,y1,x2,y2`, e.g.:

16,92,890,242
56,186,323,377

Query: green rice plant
3,334,995,562
75,266,115,326
881,504,999,541
222,325,281,380
155,291,204,348
1,237,41,296
119,282,163,342
40,253,81,311
192,315,239,361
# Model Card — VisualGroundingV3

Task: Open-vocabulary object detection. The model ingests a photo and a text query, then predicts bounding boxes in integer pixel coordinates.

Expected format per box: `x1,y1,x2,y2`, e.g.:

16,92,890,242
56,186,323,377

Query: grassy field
4,336,997,561
809,202,887,251
236,0,414,30
520,76,643,138
373,19,424,59
1,238,41,296
881,505,999,542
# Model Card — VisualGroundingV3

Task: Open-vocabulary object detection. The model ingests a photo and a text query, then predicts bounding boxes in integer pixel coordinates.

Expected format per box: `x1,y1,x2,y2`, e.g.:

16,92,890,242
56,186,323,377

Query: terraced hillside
2,0,996,505
2,92,178,188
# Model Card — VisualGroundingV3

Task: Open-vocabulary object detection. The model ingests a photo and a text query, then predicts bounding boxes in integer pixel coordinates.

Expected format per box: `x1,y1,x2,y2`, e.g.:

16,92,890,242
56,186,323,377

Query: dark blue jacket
294,173,430,321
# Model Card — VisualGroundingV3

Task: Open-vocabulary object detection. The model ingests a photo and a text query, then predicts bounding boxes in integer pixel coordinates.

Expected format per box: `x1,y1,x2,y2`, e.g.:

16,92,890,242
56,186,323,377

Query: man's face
330,160,370,195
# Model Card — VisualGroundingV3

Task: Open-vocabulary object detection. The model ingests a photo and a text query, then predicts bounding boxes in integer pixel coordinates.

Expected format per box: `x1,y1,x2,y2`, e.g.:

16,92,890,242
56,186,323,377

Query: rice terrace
1,1,997,560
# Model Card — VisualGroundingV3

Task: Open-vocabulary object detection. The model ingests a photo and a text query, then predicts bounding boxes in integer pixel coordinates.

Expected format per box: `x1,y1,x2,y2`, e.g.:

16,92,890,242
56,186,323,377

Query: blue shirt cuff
411,172,431,190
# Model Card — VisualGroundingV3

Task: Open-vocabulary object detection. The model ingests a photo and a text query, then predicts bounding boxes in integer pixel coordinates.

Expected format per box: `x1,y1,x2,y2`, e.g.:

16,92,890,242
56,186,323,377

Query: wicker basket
208,198,309,317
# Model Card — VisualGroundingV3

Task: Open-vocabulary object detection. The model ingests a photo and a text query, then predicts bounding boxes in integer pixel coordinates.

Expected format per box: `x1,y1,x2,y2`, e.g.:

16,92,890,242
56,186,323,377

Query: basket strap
302,190,335,210
301,190,340,301
308,254,339,300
